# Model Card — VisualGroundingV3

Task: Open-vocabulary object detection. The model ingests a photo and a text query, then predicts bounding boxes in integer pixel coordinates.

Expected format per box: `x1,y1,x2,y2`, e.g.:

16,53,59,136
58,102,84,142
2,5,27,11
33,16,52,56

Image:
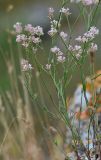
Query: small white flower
45,64,51,70
48,28,57,36
75,36,82,42
70,0,99,5
51,20,58,28
83,0,94,5
68,45,82,58
60,31,68,41
21,59,33,71
16,34,27,43
14,23,44,49
76,53,81,59
16,35,22,42
22,42,29,48
73,45,82,58
90,26,99,35
34,26,44,36
74,45,82,51
48,7,54,18
48,7,54,14
69,45,82,53
60,7,71,16
68,45,74,51
57,55,66,63
13,22,22,33
89,43,98,53
25,25,44,36
83,0,99,6
32,36,41,44
24,24,34,34
82,36,89,43
50,46,60,53
76,26,99,43
57,51,64,56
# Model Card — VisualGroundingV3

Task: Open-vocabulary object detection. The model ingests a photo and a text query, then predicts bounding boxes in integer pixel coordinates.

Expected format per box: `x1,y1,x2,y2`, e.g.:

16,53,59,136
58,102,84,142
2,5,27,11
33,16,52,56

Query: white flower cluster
89,42,98,53
48,7,71,37
70,0,99,5
76,26,99,43
75,26,99,54
48,20,58,37
68,45,82,58
51,46,66,63
45,64,51,70
48,7,54,19
21,59,33,71
60,7,71,15
14,22,44,50
60,31,68,41
14,22,22,33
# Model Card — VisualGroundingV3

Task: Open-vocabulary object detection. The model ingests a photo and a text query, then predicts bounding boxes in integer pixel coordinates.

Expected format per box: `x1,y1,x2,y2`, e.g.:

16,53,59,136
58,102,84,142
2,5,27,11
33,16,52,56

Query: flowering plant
13,0,101,159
